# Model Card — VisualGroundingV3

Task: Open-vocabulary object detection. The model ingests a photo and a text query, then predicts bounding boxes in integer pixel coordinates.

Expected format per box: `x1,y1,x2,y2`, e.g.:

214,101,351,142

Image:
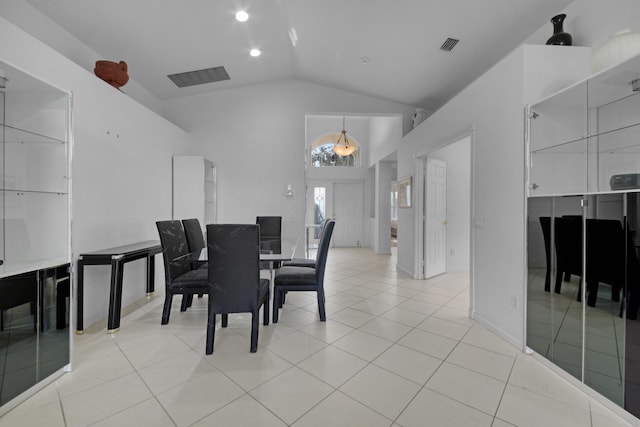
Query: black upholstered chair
182,218,207,303
283,218,331,268
156,220,209,324
257,216,282,269
182,218,206,261
206,224,270,354
272,220,335,323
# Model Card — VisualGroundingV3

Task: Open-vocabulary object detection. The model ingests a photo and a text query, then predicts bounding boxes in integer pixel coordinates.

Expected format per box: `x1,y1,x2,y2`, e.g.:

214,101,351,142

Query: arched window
309,133,360,167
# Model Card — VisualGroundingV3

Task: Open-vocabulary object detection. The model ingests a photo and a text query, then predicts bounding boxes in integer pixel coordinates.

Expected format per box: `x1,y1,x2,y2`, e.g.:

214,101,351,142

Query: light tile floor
1,248,638,426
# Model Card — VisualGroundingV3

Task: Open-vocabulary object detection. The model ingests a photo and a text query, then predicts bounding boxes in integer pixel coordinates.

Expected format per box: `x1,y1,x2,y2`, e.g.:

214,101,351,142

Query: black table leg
146,254,155,294
107,256,124,333
76,258,84,334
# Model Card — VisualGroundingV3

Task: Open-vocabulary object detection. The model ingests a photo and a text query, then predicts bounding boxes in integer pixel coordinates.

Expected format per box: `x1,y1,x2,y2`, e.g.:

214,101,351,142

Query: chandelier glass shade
333,116,357,156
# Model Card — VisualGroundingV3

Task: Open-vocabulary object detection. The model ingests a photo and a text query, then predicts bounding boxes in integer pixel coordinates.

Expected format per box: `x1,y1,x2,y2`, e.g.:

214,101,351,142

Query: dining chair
256,216,282,269
283,218,331,268
156,220,209,324
182,218,207,304
272,220,335,323
256,216,282,239
206,224,270,354
182,218,206,260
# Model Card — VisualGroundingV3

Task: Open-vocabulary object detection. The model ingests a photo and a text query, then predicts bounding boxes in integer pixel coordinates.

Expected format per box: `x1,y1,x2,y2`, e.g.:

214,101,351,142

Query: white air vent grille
440,38,460,51
167,66,230,88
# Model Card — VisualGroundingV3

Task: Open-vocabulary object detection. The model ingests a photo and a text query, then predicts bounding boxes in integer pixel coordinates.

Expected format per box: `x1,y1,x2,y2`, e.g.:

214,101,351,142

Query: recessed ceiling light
235,11,249,22
250,49,261,57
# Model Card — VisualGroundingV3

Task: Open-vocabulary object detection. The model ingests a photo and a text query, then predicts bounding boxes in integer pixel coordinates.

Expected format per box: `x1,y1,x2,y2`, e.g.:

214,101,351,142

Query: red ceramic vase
94,60,129,89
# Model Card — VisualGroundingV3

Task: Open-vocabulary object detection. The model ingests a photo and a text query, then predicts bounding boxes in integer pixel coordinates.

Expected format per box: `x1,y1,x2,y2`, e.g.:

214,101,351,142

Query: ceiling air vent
440,38,460,52
167,66,230,88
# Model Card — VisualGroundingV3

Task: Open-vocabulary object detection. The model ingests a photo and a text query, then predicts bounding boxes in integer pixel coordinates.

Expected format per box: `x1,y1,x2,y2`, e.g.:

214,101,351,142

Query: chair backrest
586,218,625,285
156,220,191,281
554,216,582,275
182,218,206,253
256,216,282,240
207,224,261,314
314,220,335,286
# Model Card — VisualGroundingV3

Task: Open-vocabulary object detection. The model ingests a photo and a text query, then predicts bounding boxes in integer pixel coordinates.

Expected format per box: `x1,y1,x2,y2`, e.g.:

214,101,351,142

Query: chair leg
554,270,563,294
272,290,280,323
206,307,216,355
180,295,189,312
250,311,259,353
263,296,270,326
317,290,326,321
161,294,173,325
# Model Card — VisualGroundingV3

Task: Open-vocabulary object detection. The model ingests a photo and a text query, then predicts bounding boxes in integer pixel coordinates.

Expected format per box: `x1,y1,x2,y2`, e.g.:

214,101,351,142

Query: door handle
443,220,448,225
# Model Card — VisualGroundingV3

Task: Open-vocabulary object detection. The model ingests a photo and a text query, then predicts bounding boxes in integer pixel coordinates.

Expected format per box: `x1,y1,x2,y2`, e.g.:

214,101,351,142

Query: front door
333,182,363,247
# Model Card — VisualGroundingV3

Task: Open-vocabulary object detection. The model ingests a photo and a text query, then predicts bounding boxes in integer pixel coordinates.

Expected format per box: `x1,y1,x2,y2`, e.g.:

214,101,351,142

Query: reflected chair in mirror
539,217,552,292
156,220,209,324
272,220,335,323
206,224,269,354
283,218,332,268
554,216,583,295
256,216,282,269
585,219,626,307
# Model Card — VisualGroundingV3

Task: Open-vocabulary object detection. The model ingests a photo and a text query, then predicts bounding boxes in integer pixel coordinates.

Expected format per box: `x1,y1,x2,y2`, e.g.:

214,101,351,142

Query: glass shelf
528,52,640,196
2,124,67,145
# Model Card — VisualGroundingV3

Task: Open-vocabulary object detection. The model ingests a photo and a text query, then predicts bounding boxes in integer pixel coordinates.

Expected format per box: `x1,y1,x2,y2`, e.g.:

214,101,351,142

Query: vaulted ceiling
24,0,572,111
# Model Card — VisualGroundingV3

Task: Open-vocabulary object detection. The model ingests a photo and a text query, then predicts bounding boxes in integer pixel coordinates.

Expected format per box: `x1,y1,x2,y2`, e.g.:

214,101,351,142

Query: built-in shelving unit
528,53,640,196
526,52,640,419
0,60,72,411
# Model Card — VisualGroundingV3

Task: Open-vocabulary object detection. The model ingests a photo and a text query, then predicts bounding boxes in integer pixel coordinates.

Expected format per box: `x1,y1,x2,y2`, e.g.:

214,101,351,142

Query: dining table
187,236,298,283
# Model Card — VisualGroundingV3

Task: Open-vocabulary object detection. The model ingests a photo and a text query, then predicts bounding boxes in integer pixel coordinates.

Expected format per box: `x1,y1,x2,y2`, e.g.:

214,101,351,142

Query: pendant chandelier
333,116,357,156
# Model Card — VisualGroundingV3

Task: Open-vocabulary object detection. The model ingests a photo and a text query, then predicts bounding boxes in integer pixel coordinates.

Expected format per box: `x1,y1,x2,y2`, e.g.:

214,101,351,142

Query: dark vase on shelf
546,14,572,46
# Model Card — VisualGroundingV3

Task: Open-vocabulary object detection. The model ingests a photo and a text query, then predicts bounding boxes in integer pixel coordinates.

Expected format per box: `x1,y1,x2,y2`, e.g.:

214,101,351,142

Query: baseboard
396,262,414,278
471,312,524,351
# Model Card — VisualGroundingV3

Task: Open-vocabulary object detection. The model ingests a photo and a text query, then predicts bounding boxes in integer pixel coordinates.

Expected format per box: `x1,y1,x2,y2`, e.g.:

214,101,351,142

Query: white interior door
425,158,447,278
333,182,363,247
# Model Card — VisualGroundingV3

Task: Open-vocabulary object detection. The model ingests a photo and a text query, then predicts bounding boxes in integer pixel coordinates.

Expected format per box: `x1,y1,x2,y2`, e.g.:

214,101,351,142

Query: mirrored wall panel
527,192,640,416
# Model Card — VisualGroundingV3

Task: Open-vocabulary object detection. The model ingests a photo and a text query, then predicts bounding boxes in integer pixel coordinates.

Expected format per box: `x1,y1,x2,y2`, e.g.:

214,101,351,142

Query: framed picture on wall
398,176,412,208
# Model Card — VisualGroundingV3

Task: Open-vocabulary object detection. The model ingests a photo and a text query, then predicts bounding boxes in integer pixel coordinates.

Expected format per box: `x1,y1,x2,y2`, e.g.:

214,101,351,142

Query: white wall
368,116,402,166
374,161,393,255
399,44,591,348
428,135,471,272
0,17,191,328
163,80,414,252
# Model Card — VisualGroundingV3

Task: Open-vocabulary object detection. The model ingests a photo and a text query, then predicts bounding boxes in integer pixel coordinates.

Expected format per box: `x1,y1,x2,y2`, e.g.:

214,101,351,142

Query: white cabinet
528,52,640,196
172,156,216,226
0,60,72,410
526,52,640,417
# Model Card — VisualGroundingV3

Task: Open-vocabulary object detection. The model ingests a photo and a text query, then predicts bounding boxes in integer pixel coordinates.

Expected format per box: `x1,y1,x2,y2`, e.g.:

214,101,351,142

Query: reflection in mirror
38,267,70,381
625,192,640,416
527,195,583,382
527,197,553,359
0,272,38,406
583,193,625,406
